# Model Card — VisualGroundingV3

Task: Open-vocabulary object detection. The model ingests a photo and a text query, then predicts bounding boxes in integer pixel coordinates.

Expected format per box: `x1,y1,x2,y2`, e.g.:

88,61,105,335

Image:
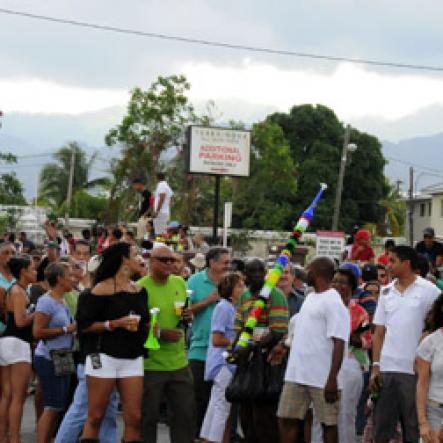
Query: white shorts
85,353,143,378
153,214,169,236
200,366,233,442
0,337,32,365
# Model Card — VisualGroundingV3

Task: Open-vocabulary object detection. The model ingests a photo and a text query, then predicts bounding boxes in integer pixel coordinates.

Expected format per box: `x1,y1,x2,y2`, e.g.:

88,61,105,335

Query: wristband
104,321,111,331
62,326,68,334
372,362,380,367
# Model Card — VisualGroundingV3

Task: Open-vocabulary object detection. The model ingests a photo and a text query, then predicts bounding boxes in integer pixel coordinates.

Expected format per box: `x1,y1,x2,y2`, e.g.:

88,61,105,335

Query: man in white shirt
277,257,350,443
369,245,439,443
153,172,173,235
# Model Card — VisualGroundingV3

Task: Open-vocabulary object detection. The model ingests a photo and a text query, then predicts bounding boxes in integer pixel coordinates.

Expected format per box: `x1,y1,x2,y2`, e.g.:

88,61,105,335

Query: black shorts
374,372,419,443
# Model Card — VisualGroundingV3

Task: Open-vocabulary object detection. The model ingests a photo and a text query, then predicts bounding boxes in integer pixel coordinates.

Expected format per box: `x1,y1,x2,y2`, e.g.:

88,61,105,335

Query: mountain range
0,107,442,200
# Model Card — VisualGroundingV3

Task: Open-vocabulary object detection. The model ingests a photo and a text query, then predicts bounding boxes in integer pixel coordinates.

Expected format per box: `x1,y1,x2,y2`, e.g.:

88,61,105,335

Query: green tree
39,142,108,212
0,173,26,205
0,153,26,205
224,119,298,230
269,104,389,232
58,189,108,220
104,75,195,222
379,180,406,236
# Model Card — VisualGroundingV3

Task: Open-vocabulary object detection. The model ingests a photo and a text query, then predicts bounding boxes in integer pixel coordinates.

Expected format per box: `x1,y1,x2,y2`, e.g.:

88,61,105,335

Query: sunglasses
152,256,177,264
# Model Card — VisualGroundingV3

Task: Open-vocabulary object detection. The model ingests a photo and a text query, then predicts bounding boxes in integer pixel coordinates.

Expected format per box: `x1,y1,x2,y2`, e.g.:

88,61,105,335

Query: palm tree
379,181,406,236
39,142,108,211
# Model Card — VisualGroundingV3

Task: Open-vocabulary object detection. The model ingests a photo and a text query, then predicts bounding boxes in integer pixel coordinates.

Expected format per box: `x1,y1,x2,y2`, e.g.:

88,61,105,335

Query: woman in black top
77,242,149,443
0,255,36,443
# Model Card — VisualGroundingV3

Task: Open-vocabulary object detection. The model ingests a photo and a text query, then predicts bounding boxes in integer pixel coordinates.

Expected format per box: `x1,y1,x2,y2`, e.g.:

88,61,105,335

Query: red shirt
351,244,375,261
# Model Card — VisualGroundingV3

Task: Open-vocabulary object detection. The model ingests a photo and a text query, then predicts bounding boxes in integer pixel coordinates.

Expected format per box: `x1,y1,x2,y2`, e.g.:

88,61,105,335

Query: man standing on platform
153,172,173,236
131,178,152,242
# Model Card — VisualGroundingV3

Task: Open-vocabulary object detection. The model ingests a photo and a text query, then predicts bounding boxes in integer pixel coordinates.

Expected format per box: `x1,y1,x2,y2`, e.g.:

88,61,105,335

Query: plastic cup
128,313,141,332
174,301,185,316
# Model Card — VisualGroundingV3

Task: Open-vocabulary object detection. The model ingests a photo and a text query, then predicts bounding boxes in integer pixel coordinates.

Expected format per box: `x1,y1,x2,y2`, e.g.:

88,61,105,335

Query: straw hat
190,253,206,270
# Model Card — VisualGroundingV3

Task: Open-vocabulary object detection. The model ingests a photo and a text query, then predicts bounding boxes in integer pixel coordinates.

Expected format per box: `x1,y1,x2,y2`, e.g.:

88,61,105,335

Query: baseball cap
341,262,362,280
361,263,378,282
167,221,180,229
423,227,435,237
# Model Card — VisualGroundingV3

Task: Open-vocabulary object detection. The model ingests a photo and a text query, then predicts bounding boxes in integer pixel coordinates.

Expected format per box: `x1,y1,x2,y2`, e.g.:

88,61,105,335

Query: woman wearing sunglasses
77,242,149,443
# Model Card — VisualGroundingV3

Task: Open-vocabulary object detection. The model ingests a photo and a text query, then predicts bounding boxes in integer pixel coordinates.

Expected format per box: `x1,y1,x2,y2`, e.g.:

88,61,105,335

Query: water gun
145,307,160,350
225,183,328,363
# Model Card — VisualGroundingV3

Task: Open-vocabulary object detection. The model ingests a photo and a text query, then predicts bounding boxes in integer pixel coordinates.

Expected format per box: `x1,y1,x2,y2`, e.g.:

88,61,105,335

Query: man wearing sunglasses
415,227,443,269
138,246,195,443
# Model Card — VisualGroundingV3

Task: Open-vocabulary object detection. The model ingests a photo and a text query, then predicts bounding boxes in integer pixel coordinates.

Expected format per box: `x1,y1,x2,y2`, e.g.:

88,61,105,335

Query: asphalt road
21,396,170,442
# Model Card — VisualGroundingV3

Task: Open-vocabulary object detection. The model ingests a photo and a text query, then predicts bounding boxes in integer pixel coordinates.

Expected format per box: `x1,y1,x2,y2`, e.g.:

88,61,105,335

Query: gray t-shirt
417,329,443,403
35,294,74,360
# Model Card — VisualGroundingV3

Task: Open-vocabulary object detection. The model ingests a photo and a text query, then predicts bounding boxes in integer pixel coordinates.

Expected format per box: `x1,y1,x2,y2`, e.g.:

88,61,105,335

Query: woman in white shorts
0,255,36,443
201,272,245,443
416,294,443,443
76,242,149,443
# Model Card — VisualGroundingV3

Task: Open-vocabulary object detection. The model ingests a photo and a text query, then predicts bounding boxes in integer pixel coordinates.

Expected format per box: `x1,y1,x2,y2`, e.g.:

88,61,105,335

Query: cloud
184,61,443,121
0,78,128,114
3,61,443,129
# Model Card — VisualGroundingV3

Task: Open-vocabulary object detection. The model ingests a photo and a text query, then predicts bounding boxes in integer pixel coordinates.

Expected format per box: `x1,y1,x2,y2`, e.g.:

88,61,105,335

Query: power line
15,152,57,159
386,156,443,175
1,7,443,73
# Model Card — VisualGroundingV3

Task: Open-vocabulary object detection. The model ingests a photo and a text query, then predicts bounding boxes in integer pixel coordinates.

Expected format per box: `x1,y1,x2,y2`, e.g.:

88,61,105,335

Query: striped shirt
235,287,289,334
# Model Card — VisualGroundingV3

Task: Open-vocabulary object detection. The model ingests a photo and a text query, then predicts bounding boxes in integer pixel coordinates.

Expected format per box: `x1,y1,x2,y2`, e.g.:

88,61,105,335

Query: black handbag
50,348,76,376
225,344,287,403
225,345,266,402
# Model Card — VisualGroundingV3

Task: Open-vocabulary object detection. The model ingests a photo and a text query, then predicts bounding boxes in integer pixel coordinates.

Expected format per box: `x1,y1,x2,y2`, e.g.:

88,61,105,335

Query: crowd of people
1,189,443,443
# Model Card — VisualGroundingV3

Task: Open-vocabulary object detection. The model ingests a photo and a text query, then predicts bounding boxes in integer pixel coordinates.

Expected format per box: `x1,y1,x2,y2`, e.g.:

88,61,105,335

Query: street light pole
332,124,353,231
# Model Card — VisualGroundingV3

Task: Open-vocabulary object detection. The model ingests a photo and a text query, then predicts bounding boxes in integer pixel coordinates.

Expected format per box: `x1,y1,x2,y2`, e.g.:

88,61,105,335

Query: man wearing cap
36,241,59,283
415,227,443,268
131,178,152,241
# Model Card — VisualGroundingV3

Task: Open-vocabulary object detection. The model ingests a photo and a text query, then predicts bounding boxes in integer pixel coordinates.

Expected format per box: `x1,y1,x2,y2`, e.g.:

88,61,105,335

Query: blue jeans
55,364,118,443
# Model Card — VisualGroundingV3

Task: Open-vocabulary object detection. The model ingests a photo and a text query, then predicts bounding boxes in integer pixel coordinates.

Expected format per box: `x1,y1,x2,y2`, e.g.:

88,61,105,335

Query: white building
405,183,443,243
0,205,47,244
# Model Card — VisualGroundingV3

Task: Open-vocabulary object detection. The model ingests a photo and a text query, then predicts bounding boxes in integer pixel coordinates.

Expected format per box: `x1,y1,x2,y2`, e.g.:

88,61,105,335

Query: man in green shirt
138,246,195,443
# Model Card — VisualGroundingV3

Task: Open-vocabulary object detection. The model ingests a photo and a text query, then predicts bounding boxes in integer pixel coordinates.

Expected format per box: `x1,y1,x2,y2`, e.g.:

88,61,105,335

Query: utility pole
64,148,75,227
408,166,414,246
332,124,352,231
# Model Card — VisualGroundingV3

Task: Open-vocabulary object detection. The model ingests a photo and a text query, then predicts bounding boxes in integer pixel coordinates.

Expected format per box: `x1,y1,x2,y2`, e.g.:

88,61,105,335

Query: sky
1,0,443,199
0,1,443,138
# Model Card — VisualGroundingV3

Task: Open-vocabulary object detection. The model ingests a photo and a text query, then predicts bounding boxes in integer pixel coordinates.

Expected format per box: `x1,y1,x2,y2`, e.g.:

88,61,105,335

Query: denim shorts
34,355,71,411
